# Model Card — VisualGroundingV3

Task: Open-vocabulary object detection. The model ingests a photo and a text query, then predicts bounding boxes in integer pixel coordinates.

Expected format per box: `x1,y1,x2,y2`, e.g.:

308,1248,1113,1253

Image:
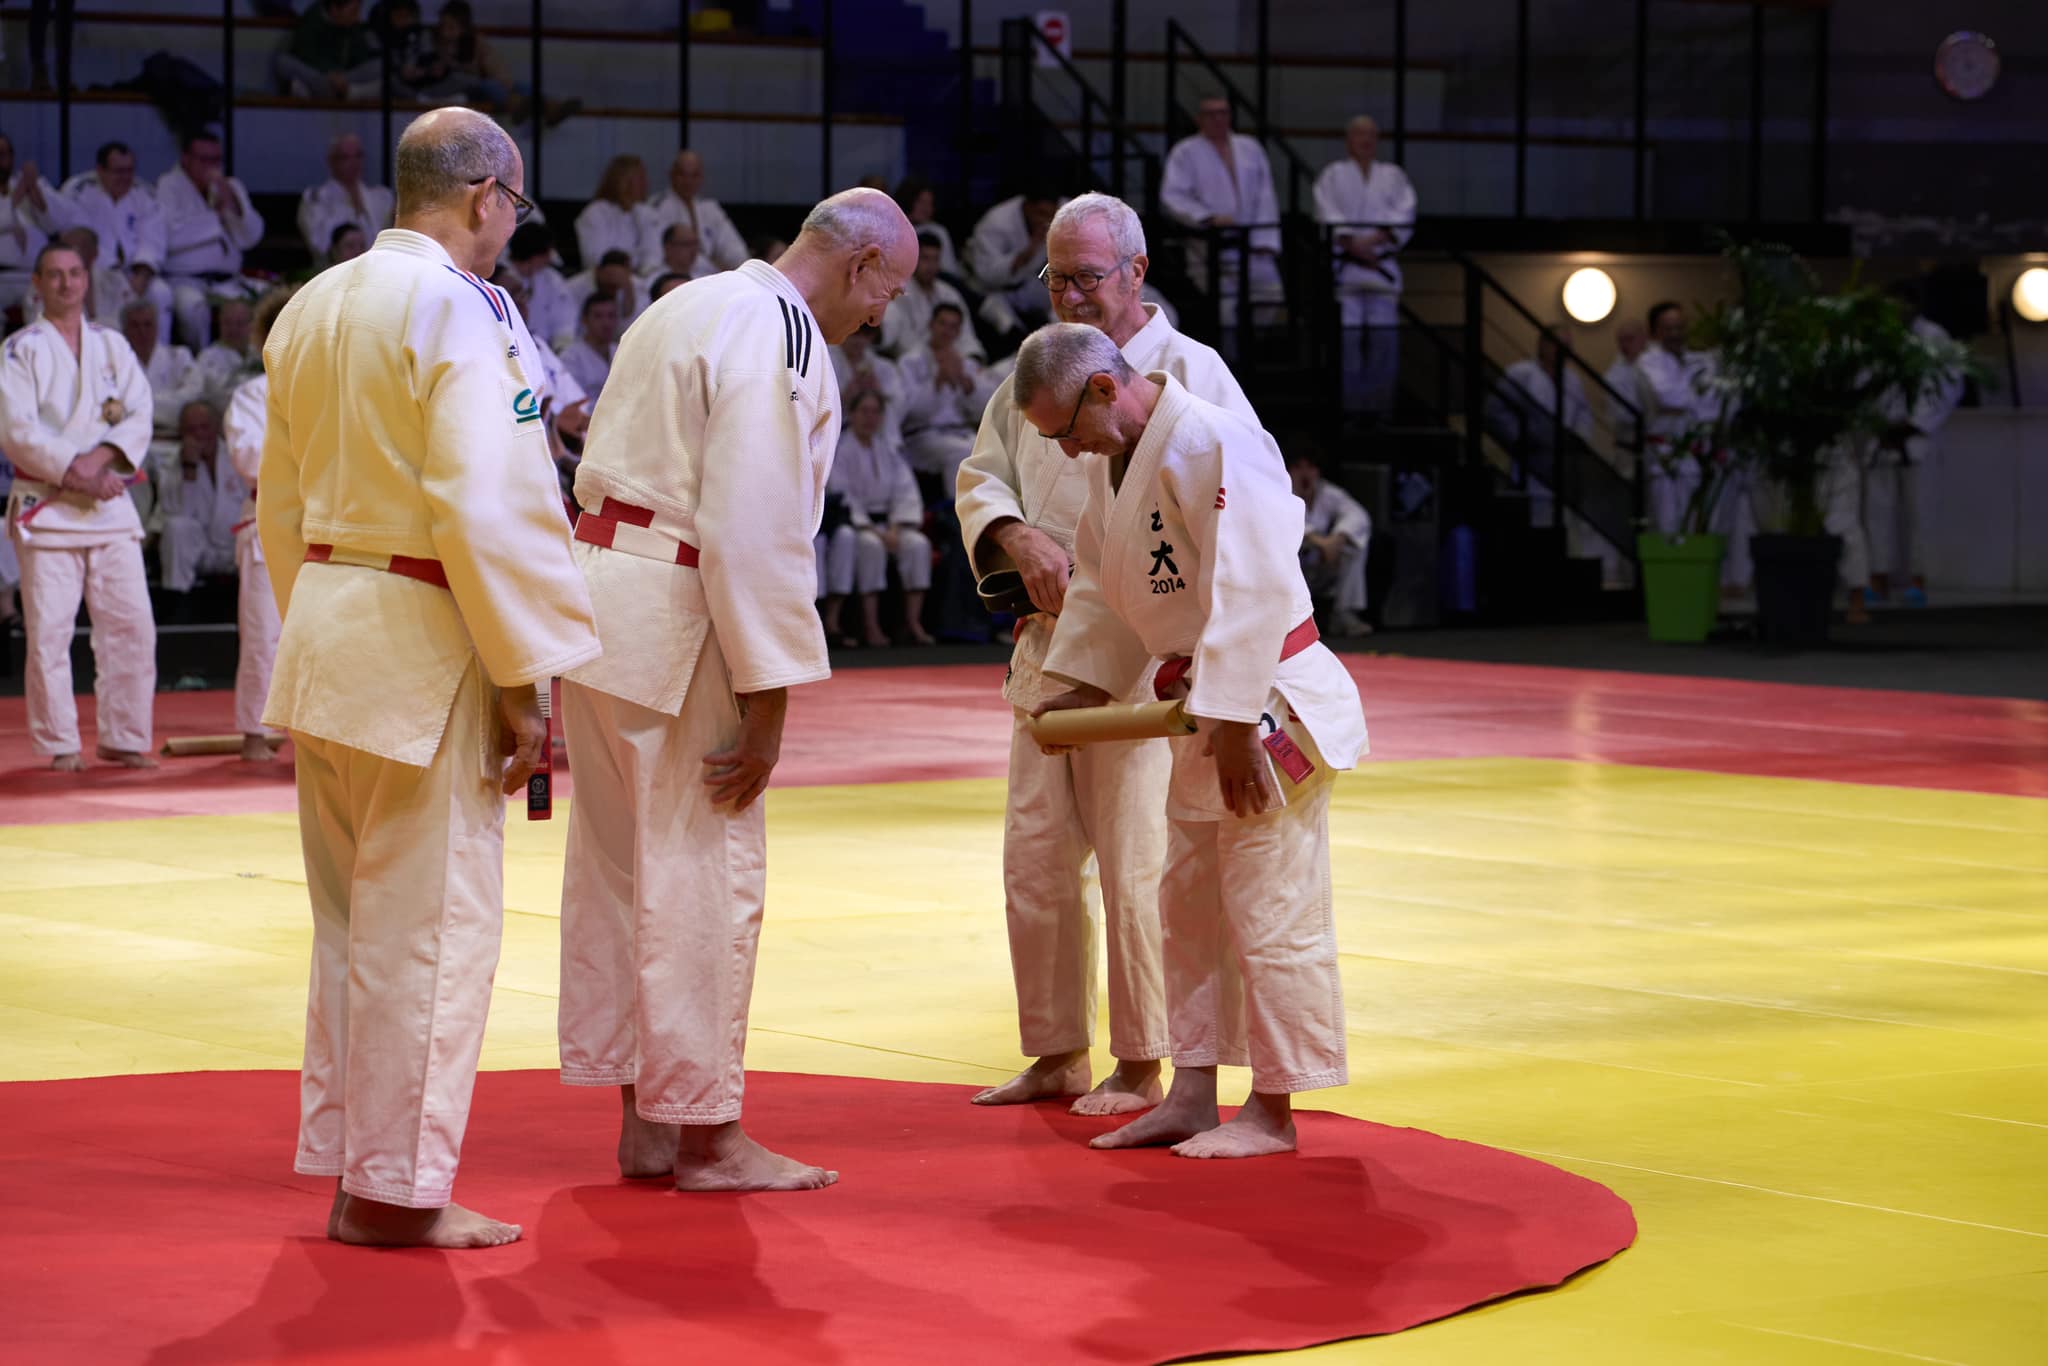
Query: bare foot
972,1052,1090,1107
241,733,278,762
94,744,157,769
617,1085,680,1179
1089,1088,1220,1150
326,1180,346,1240
1172,1112,1297,1159
331,1196,523,1248
50,753,85,772
1069,1060,1163,1116
673,1123,837,1193
862,627,892,649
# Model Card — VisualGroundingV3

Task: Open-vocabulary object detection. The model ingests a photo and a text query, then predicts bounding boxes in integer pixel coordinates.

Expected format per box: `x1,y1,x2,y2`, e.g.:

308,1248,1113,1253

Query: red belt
304,543,451,589
573,497,701,567
1154,616,1318,700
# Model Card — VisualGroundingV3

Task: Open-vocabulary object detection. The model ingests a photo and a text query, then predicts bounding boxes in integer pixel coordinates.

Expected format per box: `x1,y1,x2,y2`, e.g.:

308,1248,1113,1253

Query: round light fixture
1562,267,1617,325
2013,268,2048,324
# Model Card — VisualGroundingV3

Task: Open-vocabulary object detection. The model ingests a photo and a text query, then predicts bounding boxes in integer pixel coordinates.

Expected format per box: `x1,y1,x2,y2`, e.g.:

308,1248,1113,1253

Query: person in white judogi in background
1022,323,1367,1159
152,398,243,601
221,285,296,762
897,302,998,488
1289,450,1373,638
1313,115,1415,415
575,156,661,281
1638,301,1710,532
830,325,905,449
119,300,206,439
157,131,266,350
1603,317,1650,431
1162,96,1283,315
1868,286,1965,609
818,388,933,649
556,187,918,1193
43,141,175,344
298,133,394,267
565,249,644,336
507,221,577,349
964,188,1060,336
881,233,981,361
558,290,620,402
646,149,748,275
22,226,141,328
260,108,601,1249
641,222,718,298
956,192,1261,1115
197,296,258,405
1,240,158,771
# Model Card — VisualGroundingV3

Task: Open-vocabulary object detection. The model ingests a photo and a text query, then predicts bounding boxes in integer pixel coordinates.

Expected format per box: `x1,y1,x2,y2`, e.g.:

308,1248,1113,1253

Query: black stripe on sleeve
798,311,812,378
776,297,795,370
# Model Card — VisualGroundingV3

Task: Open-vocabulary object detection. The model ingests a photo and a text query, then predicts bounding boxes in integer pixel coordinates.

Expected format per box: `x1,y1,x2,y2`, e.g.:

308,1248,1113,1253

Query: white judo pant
904,428,976,490
1300,538,1368,615
1338,290,1400,415
158,512,237,592
234,526,280,736
292,662,505,1209
14,535,156,756
1865,442,1929,582
1001,713,1171,1061
168,274,261,351
1819,458,1871,590
817,523,932,596
1646,453,1701,536
558,631,765,1124
1161,739,1346,1095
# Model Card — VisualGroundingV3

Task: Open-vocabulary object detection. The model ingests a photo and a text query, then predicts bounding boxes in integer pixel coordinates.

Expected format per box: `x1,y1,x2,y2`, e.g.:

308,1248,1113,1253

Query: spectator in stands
2,133,57,319
157,131,266,350
646,221,716,291
1314,115,1415,415
1638,300,1710,534
274,0,384,101
830,324,905,450
892,173,958,277
965,185,1060,337
328,222,368,263
414,0,575,124
44,141,173,342
1162,95,1281,315
559,290,619,401
882,231,980,360
819,388,933,649
898,301,997,488
120,300,206,439
150,398,244,614
299,133,394,265
566,248,642,336
576,156,661,279
646,150,747,273
197,297,258,405
1603,317,1649,429
646,273,689,301
1289,450,1373,638
1489,323,1593,452
507,221,574,347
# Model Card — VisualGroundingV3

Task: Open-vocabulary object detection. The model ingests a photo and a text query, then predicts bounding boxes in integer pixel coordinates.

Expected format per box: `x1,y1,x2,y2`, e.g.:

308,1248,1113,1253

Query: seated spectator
43,140,174,343
369,0,435,95
818,389,933,648
156,132,266,349
964,185,1060,336
274,0,383,101
646,149,747,273
897,302,997,488
121,300,206,438
327,222,368,264
830,324,905,449
646,272,689,302
892,174,958,277
882,232,980,360
197,297,257,406
576,155,660,278
298,133,393,265
150,399,245,614
642,221,716,297
412,0,575,124
565,248,642,335
558,290,619,402
507,220,574,346
1289,450,1372,638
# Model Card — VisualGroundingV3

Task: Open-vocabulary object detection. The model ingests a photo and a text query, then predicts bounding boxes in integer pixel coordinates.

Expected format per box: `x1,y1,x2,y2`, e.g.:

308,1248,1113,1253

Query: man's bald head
780,188,919,344
394,108,524,274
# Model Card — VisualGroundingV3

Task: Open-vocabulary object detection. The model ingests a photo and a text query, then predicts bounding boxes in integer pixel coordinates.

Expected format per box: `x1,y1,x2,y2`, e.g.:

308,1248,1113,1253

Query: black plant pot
1751,533,1842,646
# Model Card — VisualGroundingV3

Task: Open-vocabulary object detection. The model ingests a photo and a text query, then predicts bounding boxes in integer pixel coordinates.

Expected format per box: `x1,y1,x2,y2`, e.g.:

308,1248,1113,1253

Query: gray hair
1049,192,1145,260
394,109,518,216
1014,322,1132,410
799,187,905,252
121,299,159,325
1347,114,1380,136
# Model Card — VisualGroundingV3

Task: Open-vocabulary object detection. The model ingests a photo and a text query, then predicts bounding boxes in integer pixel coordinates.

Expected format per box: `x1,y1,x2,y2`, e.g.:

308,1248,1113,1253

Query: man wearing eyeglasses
956,192,1264,1117
259,107,600,1250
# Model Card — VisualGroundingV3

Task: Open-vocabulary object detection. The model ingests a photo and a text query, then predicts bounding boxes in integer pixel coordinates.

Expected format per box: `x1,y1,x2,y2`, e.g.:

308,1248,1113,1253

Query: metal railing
999,20,1159,212
1160,18,1318,219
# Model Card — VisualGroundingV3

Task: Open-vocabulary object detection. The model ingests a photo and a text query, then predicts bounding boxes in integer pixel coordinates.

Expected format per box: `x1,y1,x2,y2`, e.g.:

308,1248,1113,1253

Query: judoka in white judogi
817,390,932,647
151,398,243,593
1161,99,1282,308
1313,117,1416,412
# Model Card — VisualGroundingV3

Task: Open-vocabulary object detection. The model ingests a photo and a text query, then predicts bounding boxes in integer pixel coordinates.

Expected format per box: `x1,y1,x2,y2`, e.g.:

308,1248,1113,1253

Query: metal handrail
1014,21,1160,208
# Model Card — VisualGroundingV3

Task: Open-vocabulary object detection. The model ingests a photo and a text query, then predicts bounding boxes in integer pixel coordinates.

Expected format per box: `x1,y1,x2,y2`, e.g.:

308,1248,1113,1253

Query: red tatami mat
0,1069,1635,1365
1,656,2041,826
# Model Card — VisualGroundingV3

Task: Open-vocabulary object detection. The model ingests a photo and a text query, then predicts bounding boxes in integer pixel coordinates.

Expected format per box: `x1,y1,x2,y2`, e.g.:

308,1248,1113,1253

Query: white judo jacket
1043,375,1367,778
258,228,601,766
0,318,153,547
566,259,841,713
955,305,1258,706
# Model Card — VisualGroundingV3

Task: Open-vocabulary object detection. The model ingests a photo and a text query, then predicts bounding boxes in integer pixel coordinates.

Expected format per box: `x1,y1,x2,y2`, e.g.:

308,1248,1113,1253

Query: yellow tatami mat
2,757,2045,1363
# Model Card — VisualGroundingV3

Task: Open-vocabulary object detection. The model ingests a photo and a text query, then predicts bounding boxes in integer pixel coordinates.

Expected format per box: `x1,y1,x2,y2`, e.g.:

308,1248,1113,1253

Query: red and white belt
573,497,701,567
304,543,450,589
1154,616,1319,700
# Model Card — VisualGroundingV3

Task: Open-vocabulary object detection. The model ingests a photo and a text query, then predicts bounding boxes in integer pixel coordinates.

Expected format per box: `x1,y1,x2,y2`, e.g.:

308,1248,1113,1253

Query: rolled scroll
1028,699,1197,746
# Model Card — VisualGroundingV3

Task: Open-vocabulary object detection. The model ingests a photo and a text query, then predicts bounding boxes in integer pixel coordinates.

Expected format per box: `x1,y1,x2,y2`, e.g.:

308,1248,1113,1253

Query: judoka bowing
261,108,601,1248
556,188,919,1192
1022,323,1367,1158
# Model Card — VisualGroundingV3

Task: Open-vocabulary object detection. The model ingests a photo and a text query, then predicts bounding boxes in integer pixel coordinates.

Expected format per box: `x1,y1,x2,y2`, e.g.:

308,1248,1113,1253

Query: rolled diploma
160,734,287,757
1029,698,1197,746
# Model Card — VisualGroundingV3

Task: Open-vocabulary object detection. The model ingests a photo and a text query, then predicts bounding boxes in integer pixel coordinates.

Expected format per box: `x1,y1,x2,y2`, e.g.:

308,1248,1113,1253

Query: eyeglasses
1045,371,1107,442
1039,256,1134,296
471,176,536,224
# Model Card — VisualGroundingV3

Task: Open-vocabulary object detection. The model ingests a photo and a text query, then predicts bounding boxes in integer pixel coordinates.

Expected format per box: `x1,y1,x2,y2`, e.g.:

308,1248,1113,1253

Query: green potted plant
1688,240,1978,644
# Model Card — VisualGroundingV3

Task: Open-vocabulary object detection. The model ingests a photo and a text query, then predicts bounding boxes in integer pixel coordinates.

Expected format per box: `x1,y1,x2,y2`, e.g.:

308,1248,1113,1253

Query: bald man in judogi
261,108,600,1247
557,189,918,1192
955,192,1260,1115
1023,323,1367,1159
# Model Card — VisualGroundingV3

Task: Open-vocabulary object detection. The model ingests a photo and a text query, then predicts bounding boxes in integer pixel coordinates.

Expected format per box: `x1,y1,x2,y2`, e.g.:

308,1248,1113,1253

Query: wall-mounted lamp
2012,268,2048,323
1562,268,1617,325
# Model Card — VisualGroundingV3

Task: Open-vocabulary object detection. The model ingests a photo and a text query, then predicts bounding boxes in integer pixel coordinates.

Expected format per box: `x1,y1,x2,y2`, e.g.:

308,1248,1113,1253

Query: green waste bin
1637,532,1725,643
